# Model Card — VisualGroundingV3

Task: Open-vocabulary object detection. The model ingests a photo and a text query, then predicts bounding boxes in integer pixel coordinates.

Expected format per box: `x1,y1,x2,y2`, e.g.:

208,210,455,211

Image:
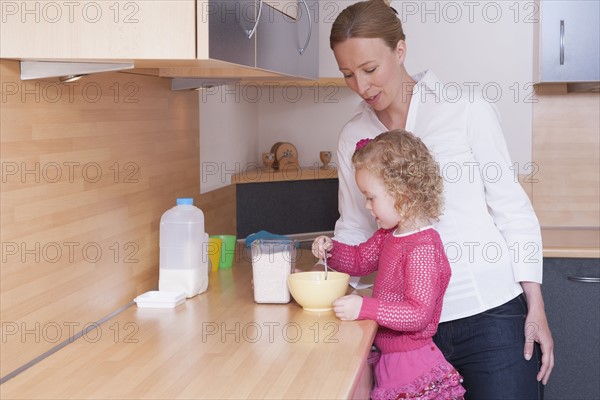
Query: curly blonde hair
352,130,444,224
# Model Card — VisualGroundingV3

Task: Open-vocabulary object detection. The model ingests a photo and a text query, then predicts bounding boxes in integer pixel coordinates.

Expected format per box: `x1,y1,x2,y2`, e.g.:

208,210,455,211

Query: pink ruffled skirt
369,341,465,400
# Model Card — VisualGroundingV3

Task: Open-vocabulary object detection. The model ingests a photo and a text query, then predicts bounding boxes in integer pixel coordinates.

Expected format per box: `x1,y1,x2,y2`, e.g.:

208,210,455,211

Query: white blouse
333,70,543,322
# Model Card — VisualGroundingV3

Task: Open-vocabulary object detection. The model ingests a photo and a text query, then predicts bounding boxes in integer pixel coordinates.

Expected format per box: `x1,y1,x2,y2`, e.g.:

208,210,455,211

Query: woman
328,1,554,398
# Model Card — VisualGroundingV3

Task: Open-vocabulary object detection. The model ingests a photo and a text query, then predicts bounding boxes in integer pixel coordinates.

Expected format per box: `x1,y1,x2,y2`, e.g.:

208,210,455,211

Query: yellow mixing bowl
287,271,350,312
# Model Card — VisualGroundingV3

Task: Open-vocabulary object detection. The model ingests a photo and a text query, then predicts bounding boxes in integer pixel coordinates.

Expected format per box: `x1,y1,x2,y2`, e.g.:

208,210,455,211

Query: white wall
319,0,535,170
200,1,536,193
200,84,358,194
257,85,360,168
199,85,260,194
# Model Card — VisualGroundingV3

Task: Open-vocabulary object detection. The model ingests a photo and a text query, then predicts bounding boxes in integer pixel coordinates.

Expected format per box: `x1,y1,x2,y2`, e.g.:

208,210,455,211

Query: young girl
312,130,465,400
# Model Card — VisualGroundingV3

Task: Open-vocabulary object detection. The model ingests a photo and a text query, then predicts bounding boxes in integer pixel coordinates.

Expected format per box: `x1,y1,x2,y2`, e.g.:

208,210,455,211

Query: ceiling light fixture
59,75,85,83
171,78,240,91
20,61,134,81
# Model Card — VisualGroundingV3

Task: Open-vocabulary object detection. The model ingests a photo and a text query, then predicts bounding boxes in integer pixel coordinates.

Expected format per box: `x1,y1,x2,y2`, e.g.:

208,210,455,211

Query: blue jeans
433,294,543,400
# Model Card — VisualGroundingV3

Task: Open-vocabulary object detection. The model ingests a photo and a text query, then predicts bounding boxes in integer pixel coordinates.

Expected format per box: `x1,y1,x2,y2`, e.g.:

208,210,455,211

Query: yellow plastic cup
211,234,237,269
207,237,222,272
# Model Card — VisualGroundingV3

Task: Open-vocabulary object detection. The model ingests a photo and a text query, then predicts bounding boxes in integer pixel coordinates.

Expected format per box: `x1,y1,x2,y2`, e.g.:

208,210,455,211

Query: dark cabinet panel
236,179,339,238
542,258,600,400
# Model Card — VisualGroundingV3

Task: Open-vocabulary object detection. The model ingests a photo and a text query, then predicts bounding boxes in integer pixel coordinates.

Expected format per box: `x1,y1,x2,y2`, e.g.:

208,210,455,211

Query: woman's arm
466,94,543,283
467,94,553,383
333,129,378,245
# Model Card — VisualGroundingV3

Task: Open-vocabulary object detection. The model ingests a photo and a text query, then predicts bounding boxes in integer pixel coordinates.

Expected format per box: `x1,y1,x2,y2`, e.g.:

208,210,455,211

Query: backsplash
0,60,200,376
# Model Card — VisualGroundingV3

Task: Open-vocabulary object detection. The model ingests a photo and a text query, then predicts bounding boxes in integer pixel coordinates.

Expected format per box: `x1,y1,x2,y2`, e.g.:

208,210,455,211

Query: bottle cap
176,198,194,205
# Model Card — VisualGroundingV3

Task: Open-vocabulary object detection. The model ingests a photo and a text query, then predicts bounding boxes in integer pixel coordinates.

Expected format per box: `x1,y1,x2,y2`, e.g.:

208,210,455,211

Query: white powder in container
251,239,295,303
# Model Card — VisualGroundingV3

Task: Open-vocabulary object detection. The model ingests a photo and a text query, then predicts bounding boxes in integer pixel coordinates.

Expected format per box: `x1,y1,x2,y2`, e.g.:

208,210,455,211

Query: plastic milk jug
158,198,209,297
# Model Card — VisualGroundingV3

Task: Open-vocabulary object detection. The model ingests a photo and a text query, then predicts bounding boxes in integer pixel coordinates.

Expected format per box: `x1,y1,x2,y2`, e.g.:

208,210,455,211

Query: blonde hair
330,0,405,51
352,130,444,224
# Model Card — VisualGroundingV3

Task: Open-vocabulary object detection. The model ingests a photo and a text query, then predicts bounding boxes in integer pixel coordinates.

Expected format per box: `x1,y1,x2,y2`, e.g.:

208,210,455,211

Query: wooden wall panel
0,59,199,376
532,86,600,228
199,185,237,237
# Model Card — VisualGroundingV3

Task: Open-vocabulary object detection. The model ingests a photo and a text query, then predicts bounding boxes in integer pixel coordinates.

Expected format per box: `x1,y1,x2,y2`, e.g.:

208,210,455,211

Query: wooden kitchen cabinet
0,0,319,78
534,0,600,83
531,85,599,230
542,258,600,400
0,1,197,60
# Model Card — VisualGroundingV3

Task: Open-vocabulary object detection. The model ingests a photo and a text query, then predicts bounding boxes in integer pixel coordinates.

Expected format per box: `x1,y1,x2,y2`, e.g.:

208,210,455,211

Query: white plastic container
251,239,296,303
134,291,186,308
158,198,209,298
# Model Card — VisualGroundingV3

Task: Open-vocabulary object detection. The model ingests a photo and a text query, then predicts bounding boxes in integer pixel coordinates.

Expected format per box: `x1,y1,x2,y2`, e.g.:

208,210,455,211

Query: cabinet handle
247,0,264,39
567,276,600,283
559,20,565,65
298,0,312,55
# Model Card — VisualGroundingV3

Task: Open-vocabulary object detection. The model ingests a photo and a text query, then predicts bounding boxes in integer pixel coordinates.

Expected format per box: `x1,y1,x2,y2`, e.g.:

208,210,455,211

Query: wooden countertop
232,166,338,184
0,248,377,399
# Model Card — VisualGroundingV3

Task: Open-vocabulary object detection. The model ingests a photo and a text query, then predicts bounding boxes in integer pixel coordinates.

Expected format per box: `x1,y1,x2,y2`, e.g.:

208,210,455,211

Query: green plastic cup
210,234,237,269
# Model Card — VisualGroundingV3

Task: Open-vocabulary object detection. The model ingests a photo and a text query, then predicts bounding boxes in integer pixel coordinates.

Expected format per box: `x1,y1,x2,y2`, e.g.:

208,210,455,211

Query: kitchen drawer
542,258,600,400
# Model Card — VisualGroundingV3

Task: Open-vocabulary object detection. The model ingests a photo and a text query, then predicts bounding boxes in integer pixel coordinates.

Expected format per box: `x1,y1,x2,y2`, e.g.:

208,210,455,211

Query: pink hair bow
355,138,372,152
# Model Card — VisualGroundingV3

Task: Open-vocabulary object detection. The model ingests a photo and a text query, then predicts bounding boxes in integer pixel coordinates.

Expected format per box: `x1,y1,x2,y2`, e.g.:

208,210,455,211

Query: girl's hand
332,295,362,321
311,236,333,260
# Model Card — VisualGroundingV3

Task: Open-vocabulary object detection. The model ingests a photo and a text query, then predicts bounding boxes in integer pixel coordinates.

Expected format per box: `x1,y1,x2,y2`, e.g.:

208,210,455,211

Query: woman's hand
311,236,333,260
522,282,554,385
332,295,363,321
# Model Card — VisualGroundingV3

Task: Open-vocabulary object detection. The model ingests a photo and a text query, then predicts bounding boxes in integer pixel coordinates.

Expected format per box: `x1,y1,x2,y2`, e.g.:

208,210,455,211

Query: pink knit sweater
329,228,451,353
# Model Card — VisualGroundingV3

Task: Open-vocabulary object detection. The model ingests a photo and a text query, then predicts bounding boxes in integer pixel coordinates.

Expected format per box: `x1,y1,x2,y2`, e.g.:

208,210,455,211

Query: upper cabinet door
264,0,298,19
1,0,319,79
296,0,319,79
202,0,257,67
256,0,318,78
256,2,300,77
0,1,196,60
537,0,600,82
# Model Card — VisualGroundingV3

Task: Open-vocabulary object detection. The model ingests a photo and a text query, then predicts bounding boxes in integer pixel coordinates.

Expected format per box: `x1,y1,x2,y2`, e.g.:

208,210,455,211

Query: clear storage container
158,198,209,298
251,239,296,303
